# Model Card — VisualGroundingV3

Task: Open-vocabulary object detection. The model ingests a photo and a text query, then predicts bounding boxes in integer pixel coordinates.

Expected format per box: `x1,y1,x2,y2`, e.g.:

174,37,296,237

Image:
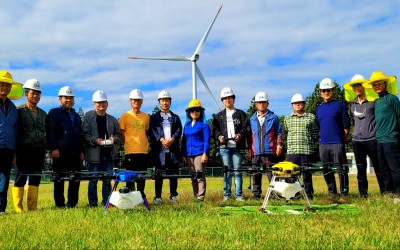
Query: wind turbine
128,5,223,110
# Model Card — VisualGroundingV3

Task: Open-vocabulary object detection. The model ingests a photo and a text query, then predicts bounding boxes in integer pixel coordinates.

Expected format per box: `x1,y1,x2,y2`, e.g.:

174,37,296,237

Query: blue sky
1,1,399,121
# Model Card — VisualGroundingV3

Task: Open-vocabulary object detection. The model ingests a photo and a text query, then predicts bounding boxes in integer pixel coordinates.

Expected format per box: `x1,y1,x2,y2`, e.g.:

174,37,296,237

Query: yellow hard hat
186,99,205,111
0,70,23,100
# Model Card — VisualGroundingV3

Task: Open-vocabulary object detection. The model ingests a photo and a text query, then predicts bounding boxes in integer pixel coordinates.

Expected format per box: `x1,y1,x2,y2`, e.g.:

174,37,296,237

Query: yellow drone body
271,161,300,175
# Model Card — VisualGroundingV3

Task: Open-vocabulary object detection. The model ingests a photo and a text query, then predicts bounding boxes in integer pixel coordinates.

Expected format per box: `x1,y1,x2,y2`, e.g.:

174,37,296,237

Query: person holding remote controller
83,90,122,207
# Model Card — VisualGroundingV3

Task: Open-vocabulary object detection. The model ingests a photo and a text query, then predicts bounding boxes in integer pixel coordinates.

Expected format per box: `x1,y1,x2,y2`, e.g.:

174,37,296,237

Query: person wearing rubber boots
0,70,23,215
83,90,122,207
316,78,350,202
13,79,47,213
46,86,84,208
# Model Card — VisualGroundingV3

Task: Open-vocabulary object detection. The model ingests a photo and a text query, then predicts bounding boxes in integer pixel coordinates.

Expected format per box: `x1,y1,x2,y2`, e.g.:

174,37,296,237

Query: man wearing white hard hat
13,79,47,213
343,74,389,197
0,70,22,215
284,93,317,199
119,89,150,197
316,78,350,201
83,90,122,207
46,86,84,208
212,87,249,202
248,91,283,199
149,90,182,204
363,71,400,194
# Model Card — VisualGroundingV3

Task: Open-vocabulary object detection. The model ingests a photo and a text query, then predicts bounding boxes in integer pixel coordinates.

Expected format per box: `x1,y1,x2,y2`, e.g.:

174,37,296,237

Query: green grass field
1,175,399,249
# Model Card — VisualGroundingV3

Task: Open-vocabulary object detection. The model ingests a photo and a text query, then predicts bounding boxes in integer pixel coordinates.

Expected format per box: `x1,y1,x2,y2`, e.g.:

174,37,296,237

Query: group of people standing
0,69,399,215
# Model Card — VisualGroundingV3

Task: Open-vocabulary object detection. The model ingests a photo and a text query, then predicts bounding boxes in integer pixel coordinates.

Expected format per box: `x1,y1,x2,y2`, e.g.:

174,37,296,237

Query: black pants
287,154,314,197
155,153,178,199
125,153,148,197
319,144,349,195
53,153,81,207
14,147,45,187
252,154,276,197
0,148,14,212
353,140,388,195
377,142,400,194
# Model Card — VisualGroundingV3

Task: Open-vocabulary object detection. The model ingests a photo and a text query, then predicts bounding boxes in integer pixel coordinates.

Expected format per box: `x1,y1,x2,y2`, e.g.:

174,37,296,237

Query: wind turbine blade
193,5,223,56
128,55,190,61
195,64,221,111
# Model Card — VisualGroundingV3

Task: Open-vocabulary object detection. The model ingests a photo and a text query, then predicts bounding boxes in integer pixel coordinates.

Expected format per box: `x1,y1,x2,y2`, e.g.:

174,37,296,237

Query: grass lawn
1,174,399,249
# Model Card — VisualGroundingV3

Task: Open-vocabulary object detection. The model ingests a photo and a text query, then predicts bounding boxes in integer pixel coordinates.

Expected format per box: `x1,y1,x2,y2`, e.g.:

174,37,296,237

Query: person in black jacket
46,86,84,208
149,90,182,205
212,87,249,202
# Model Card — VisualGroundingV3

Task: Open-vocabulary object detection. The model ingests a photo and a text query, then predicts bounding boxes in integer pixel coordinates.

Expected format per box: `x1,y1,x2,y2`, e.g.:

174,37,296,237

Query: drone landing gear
259,162,313,213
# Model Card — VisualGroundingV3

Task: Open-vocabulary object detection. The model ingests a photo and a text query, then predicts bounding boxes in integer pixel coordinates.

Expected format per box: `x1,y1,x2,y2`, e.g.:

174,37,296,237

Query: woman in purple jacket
182,99,210,202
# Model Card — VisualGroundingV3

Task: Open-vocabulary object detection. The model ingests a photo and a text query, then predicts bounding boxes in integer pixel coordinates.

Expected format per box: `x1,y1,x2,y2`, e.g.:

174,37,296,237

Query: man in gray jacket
343,74,389,197
83,90,122,207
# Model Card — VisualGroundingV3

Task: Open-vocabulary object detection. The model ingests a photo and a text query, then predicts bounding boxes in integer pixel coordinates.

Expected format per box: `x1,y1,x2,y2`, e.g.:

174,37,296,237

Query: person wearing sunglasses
343,74,388,198
182,99,210,202
316,78,350,202
363,71,400,195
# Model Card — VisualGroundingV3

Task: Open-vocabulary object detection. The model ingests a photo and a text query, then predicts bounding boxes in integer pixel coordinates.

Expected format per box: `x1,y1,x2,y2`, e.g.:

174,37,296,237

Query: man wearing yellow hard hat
343,74,389,197
363,71,400,194
0,70,23,215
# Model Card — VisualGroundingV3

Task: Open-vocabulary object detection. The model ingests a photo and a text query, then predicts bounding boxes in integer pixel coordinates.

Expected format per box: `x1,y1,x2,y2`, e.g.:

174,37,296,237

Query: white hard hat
129,89,144,99
157,90,172,100
220,87,235,99
92,90,108,102
351,74,365,82
291,93,305,103
58,86,75,97
255,91,268,102
319,78,335,90
23,79,41,92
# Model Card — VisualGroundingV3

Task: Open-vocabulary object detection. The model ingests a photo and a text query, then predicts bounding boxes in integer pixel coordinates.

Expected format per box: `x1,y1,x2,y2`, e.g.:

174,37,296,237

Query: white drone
128,5,223,110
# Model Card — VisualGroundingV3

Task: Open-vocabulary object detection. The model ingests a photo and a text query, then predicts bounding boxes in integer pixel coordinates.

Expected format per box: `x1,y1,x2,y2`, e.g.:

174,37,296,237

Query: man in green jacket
13,79,47,213
363,71,400,194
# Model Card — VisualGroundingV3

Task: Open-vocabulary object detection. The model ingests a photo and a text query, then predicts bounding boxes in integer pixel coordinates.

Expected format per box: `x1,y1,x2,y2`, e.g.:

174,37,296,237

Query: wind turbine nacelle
272,179,302,201
191,54,200,62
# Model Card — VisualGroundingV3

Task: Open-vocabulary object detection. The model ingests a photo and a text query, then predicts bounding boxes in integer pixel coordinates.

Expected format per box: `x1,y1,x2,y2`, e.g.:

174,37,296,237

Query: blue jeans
88,157,114,205
0,148,14,212
220,148,243,197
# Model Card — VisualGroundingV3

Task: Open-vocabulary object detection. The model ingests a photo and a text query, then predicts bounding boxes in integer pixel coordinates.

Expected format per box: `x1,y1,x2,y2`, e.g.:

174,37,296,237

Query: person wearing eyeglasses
363,71,400,195
316,78,350,202
343,74,389,198
182,99,210,202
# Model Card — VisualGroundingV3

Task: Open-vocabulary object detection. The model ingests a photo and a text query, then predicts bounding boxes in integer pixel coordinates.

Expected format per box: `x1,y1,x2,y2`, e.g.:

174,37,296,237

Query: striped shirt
284,112,318,155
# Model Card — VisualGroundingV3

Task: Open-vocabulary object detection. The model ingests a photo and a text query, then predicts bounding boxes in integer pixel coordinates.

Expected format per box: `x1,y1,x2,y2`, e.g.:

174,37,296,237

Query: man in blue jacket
149,90,182,204
46,86,84,208
316,78,350,201
248,91,283,198
0,70,22,215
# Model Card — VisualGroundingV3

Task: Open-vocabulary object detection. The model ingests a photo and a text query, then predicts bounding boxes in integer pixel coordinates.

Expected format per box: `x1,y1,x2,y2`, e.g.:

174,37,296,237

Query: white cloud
2,0,399,120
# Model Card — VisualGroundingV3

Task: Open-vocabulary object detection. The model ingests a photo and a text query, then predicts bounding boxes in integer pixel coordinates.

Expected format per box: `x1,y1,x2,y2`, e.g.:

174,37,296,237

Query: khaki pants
186,155,206,201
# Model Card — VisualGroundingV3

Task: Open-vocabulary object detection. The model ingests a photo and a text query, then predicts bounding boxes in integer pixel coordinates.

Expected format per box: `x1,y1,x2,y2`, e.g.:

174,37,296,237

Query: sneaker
338,195,350,204
223,196,230,202
154,197,162,205
170,196,178,204
0,211,5,216
236,196,245,202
